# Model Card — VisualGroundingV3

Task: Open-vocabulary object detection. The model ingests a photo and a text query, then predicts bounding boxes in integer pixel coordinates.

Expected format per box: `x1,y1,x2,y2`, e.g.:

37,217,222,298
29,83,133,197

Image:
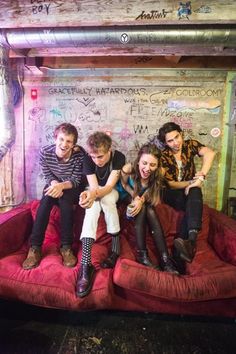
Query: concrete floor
0,300,235,354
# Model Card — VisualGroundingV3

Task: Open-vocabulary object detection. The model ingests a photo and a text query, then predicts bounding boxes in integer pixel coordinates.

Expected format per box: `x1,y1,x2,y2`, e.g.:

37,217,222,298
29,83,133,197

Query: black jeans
30,186,80,247
163,187,203,239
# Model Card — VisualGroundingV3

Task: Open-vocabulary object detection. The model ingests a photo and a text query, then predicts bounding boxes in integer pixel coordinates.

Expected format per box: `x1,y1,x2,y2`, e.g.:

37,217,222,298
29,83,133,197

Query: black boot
101,252,119,269
101,233,120,269
136,250,159,269
172,247,186,275
160,253,179,275
76,264,96,298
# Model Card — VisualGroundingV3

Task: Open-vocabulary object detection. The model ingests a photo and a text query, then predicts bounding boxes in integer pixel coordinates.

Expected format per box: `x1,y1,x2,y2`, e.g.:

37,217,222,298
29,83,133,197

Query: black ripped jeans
163,187,203,239
30,186,80,247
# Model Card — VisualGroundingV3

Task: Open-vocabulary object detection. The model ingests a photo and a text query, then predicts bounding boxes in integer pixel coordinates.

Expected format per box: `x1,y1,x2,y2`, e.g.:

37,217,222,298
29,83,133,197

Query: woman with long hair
120,143,179,275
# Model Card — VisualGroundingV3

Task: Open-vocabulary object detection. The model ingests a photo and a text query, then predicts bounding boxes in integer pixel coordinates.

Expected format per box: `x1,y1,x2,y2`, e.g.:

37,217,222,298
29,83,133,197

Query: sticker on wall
210,127,221,138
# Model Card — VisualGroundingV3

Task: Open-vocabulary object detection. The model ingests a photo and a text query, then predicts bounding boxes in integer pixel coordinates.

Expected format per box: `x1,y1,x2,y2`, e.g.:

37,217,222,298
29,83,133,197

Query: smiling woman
119,143,179,275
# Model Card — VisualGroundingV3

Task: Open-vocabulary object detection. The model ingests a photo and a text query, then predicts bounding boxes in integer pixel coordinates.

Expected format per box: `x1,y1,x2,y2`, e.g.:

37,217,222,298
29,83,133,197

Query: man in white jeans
76,131,125,298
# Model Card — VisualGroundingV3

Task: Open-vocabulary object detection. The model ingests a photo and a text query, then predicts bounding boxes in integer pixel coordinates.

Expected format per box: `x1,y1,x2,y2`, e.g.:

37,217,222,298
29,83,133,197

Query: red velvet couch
0,200,236,317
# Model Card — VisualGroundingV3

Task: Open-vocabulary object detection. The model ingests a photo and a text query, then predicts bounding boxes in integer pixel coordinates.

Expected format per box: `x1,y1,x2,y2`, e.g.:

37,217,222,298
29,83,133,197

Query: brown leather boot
76,264,96,298
22,247,42,270
174,238,196,263
60,247,77,267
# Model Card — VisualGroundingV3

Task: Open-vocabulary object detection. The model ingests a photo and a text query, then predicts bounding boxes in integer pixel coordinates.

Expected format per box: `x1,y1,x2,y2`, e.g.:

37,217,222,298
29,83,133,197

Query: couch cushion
113,204,236,302
208,207,236,266
0,201,116,311
0,203,33,258
114,249,236,302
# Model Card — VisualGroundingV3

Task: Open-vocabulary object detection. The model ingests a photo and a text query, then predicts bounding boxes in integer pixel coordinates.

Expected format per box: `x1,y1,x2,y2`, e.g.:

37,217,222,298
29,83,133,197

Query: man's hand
185,178,203,196
44,182,64,198
79,190,96,209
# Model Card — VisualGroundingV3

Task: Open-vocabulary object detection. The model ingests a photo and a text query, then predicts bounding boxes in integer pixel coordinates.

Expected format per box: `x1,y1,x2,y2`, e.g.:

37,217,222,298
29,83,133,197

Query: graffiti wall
20,68,225,208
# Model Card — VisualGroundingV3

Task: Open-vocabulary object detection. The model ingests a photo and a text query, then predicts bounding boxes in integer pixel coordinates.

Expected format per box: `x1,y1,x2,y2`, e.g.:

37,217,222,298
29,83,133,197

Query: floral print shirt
161,139,205,182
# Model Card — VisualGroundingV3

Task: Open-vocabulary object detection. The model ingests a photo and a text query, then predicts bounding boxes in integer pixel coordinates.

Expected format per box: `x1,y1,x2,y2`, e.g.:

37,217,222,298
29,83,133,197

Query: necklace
96,163,110,180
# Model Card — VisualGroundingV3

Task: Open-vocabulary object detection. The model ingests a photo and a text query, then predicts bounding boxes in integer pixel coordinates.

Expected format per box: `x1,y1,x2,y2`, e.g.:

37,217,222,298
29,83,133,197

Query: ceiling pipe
1,25,236,49
0,24,236,160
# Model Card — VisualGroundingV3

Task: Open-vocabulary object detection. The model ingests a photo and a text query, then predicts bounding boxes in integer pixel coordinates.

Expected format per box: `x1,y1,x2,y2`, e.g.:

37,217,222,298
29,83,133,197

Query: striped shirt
39,144,85,188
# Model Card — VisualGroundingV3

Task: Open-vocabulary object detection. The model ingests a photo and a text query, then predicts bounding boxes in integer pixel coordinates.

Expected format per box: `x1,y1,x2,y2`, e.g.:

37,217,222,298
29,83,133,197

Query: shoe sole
63,261,78,268
22,262,40,270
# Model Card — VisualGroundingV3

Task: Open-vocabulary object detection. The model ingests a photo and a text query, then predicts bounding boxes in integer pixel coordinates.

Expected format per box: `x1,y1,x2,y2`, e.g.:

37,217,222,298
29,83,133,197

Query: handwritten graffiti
135,9,171,20
48,87,93,95
174,88,222,97
28,106,45,122
31,1,51,15
30,0,63,15
119,127,133,141
49,108,62,118
194,5,212,14
96,87,147,96
172,117,193,129
76,97,95,106
133,125,149,134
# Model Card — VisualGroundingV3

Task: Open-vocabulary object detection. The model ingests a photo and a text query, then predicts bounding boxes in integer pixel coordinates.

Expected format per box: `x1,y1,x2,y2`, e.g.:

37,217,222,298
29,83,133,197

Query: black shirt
83,150,125,186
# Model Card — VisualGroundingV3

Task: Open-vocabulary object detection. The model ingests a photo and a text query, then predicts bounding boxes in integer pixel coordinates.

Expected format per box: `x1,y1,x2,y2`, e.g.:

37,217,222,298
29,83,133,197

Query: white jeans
80,188,120,240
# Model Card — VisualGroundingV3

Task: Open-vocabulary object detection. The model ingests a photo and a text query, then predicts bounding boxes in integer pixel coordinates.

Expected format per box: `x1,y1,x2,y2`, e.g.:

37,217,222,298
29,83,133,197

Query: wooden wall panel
0,0,236,28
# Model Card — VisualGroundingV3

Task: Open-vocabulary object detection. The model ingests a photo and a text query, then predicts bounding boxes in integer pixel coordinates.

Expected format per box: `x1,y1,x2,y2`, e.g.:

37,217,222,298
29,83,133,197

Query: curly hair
86,131,112,153
132,143,163,206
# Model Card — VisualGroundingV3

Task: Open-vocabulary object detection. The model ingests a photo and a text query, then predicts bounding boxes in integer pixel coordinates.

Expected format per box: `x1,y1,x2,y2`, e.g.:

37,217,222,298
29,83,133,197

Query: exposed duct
0,46,15,161
0,24,236,159
1,25,236,50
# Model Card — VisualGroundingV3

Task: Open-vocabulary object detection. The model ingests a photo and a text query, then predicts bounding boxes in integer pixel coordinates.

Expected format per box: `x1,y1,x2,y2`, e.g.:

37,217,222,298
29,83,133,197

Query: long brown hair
131,143,163,206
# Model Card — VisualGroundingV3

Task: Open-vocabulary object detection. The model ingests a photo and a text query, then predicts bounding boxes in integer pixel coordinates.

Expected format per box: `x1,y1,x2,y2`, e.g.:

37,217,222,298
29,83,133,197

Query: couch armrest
208,207,236,266
0,203,33,258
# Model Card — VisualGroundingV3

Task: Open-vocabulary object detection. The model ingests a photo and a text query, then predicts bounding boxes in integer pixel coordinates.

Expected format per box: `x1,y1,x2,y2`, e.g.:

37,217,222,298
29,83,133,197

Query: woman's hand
130,196,144,216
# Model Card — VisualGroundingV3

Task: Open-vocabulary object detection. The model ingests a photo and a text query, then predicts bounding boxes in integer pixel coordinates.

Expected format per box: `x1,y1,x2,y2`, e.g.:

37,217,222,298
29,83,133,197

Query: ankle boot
101,252,119,269
136,250,159,269
172,247,186,275
22,246,42,270
76,264,95,298
174,238,196,263
160,253,179,275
